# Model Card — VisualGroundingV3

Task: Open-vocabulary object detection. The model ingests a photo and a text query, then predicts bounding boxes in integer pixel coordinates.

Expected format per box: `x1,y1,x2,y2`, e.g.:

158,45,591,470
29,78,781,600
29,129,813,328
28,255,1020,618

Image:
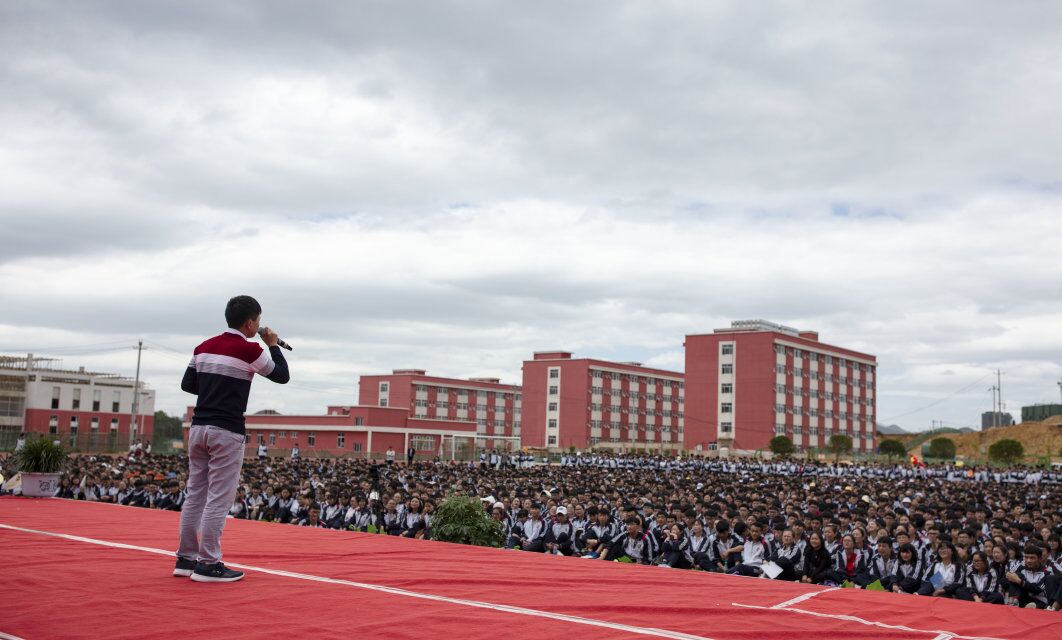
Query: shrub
431,494,503,547
988,439,1024,465
828,434,853,462
878,439,906,460
927,437,956,460
769,435,794,457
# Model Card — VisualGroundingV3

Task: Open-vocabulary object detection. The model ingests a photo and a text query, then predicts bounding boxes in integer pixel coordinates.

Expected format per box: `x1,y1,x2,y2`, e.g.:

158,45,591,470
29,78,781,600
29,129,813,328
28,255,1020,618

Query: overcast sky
2,2,1061,431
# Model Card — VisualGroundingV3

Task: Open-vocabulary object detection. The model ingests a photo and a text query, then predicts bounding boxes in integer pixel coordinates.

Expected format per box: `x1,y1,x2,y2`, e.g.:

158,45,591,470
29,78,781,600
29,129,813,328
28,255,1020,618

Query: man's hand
1006,571,1021,584
260,326,279,347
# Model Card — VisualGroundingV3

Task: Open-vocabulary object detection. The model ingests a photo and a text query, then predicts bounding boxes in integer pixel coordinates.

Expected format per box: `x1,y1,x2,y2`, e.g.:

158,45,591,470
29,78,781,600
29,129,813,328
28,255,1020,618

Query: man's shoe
173,556,197,577
190,562,244,583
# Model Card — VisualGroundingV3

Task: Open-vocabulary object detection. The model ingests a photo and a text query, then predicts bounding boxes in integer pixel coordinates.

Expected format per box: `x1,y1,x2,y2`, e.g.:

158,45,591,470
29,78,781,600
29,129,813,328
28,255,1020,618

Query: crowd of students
3,450,1060,609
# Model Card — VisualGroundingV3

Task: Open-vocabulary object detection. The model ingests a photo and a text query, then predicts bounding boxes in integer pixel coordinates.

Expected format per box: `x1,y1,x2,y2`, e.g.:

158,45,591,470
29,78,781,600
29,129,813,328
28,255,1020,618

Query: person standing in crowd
406,445,415,466
175,295,289,583
257,442,267,461
386,446,396,466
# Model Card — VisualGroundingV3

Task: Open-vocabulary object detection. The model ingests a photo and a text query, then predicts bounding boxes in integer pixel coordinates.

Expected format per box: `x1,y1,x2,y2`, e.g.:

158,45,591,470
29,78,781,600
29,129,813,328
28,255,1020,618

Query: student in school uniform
400,497,426,538
686,520,714,571
580,509,616,558
601,517,654,565
709,519,744,573
343,496,376,532
1003,546,1050,608
825,534,871,586
957,551,1004,604
917,542,966,598
727,521,773,577
771,529,804,582
859,537,898,589
892,543,925,594
517,504,549,552
659,523,693,568
545,506,576,556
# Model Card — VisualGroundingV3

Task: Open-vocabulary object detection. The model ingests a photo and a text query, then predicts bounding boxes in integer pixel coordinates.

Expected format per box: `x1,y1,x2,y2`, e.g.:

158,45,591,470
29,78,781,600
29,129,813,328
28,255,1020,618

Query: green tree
988,438,1024,465
430,495,503,547
827,434,853,462
878,439,907,461
769,435,795,457
927,437,956,460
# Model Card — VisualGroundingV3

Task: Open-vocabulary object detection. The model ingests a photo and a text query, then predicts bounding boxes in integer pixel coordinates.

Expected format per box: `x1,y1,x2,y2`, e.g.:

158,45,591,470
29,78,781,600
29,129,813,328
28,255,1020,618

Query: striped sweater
182,328,289,434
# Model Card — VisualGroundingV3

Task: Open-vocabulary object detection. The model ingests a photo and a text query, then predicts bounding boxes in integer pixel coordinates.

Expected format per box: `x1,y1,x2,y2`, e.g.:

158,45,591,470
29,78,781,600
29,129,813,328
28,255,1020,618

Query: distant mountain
875,423,908,435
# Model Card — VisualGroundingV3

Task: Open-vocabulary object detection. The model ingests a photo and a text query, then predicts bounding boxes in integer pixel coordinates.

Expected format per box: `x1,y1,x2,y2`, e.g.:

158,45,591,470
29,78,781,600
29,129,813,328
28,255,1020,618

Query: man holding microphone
174,295,290,582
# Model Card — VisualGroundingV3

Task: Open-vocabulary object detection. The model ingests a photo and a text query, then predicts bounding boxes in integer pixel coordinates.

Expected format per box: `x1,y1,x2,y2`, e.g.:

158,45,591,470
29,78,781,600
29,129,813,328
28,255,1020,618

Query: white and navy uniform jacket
897,558,923,584
922,561,965,589
581,521,616,549
608,531,654,564
740,538,773,567
867,555,899,582
831,549,871,577
687,533,712,561
344,507,376,530
323,503,345,528
772,543,804,573
964,568,1000,596
521,518,548,544
1009,567,1049,606
710,533,745,569
546,521,575,549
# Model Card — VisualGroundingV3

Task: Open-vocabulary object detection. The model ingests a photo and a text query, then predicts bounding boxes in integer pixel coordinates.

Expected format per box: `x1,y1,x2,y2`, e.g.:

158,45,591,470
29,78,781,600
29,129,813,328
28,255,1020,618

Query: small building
981,411,1015,429
1022,404,1062,423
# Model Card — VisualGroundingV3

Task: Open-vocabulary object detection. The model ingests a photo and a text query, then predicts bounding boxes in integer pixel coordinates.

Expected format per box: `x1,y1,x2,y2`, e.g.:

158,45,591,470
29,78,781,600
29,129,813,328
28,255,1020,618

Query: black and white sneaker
190,562,244,583
173,556,197,577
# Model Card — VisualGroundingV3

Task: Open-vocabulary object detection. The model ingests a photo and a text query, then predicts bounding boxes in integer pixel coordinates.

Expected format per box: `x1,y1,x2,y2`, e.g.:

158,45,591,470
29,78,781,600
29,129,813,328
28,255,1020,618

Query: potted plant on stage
15,437,66,497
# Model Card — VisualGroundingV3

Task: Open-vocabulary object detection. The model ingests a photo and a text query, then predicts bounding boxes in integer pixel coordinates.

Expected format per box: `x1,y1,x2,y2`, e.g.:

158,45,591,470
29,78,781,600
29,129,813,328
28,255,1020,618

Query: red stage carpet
1,497,1059,640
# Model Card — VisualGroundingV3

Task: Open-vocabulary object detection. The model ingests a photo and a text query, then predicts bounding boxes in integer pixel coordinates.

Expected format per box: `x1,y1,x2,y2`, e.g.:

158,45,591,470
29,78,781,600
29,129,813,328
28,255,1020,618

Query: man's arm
181,359,198,394
253,328,290,384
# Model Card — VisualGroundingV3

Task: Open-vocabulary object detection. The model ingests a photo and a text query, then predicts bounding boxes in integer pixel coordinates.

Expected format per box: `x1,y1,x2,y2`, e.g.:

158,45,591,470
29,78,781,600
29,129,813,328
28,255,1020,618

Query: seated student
601,517,654,565
517,504,549,552
322,493,345,529
659,523,692,568
686,520,714,571
491,502,514,543
228,487,249,519
245,485,266,520
728,521,773,577
506,509,530,550
957,551,1004,604
401,497,427,538
545,506,576,556
274,487,296,524
771,529,804,581
297,504,328,527
917,542,965,598
800,531,833,584
344,495,376,532
709,520,744,573
892,543,925,593
1003,546,1049,608
157,481,185,511
580,508,616,558
419,500,435,540
382,499,403,536
825,534,870,586
858,537,898,589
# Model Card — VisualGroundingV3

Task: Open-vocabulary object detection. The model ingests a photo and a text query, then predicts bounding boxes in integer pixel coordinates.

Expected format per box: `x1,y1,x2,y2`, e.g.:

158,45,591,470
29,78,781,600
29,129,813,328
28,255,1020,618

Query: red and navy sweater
181,329,290,435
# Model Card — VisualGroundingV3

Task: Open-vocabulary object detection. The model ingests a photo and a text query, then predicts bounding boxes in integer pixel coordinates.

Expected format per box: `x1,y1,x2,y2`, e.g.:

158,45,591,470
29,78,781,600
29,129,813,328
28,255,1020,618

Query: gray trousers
177,425,245,565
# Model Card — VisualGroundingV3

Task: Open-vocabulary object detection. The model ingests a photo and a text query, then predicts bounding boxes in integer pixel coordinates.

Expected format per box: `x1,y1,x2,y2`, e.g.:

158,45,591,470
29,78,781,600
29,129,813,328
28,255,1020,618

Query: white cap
493,501,505,510
556,506,568,515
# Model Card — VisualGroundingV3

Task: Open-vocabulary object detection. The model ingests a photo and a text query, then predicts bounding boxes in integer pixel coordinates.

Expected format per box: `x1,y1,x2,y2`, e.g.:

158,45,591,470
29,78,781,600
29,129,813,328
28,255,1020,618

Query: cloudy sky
2,2,1061,431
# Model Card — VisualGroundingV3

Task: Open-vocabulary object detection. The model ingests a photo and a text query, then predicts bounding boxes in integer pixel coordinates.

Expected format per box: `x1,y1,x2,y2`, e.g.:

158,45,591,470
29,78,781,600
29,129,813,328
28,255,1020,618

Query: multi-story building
685,321,877,455
187,404,484,459
521,351,685,452
358,369,522,447
0,353,155,444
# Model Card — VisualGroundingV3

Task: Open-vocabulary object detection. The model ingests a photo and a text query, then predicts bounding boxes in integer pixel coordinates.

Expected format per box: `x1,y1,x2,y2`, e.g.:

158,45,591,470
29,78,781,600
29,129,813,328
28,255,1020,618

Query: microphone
258,327,293,351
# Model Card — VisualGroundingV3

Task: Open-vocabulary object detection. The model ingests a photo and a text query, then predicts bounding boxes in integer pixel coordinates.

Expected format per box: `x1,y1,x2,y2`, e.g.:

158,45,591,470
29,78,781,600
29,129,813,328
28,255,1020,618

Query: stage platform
1,497,1058,640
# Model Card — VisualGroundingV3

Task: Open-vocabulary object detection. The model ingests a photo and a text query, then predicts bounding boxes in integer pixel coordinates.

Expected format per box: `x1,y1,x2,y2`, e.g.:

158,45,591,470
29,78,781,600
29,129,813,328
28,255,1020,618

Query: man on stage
174,295,290,582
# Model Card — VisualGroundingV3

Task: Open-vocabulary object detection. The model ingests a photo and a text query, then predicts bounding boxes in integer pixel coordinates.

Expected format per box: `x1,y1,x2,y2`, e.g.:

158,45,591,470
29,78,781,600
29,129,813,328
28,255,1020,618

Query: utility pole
987,386,999,430
1057,379,1061,404
131,339,143,446
997,369,1005,424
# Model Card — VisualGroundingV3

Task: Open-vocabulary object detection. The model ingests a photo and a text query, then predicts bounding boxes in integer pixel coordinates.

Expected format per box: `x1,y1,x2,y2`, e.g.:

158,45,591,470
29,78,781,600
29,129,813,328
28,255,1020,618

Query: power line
879,373,993,422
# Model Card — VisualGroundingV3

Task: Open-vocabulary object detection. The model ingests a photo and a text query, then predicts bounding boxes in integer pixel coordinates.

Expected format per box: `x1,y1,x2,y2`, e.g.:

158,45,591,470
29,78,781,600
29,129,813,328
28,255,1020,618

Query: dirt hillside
879,416,1062,460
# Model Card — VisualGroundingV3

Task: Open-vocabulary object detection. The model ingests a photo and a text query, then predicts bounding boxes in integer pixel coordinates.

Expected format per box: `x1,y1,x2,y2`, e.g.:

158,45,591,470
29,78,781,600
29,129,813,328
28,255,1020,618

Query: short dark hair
226,295,262,329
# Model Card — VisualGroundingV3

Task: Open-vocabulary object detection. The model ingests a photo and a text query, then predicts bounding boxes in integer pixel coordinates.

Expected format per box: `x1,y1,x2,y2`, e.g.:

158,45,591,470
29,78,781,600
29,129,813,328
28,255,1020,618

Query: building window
380,383,389,392
379,398,388,407
110,418,119,433
720,422,733,433
51,386,60,409
112,391,121,412
257,433,265,445
720,383,733,394
548,386,558,395
269,432,276,445
308,432,316,446
49,416,58,435
547,435,557,445
92,390,101,411
720,403,732,413
549,369,559,379
90,417,99,432
411,435,436,451
354,442,362,452
72,388,81,410
721,364,733,375
721,344,734,355
548,402,558,411
775,423,786,435
337,433,345,448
